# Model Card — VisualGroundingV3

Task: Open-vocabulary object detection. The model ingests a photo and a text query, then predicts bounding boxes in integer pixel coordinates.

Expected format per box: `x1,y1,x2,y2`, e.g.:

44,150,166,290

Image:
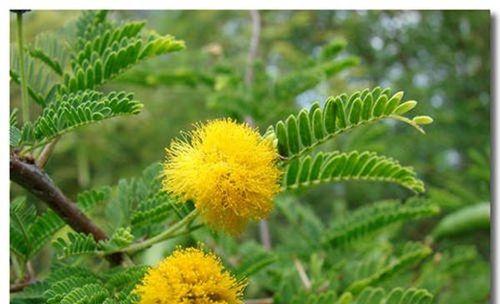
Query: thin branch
10,152,123,265
259,220,272,251
293,257,312,290
10,280,36,293
107,210,199,255
245,10,261,86
36,136,60,168
243,11,272,251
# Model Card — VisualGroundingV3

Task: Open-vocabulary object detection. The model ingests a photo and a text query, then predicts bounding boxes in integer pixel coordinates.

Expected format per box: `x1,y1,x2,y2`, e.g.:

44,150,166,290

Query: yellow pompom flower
163,119,281,234
135,247,245,304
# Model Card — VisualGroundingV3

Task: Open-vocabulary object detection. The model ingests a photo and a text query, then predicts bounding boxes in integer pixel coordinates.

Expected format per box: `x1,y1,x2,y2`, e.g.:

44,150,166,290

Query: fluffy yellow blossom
163,119,281,234
135,247,245,304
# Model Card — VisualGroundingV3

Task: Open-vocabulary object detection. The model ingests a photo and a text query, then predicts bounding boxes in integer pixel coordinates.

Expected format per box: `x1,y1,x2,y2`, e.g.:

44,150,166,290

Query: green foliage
53,232,99,259
9,10,489,304
104,162,189,236
28,47,63,76
25,212,65,259
10,264,147,304
10,69,49,107
10,186,110,261
100,227,134,252
282,151,425,193
60,22,184,94
323,199,439,248
346,287,433,304
10,109,22,146
272,87,431,159
432,202,490,240
10,42,57,107
275,195,325,250
344,242,432,294
275,56,359,100
11,10,184,151
417,245,490,303
233,248,278,280
77,186,112,210
18,90,142,148
10,196,36,258
130,192,177,229
290,290,339,304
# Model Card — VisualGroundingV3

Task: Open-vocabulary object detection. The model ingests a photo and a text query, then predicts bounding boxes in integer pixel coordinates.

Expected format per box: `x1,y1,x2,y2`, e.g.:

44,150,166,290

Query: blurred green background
10,10,490,302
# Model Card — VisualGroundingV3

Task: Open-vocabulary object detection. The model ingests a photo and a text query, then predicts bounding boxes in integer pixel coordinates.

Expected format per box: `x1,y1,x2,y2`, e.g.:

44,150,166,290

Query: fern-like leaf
10,197,35,258
44,276,102,304
10,69,47,107
130,192,176,229
345,243,432,294
283,151,425,193
10,109,22,147
20,90,142,148
38,266,104,303
77,186,111,211
345,286,433,304
28,211,66,258
60,22,184,94
28,47,63,76
14,185,111,260
58,283,109,304
53,232,99,259
103,266,148,295
75,10,112,48
233,250,277,281
323,199,439,248
10,126,22,147
272,87,432,159
31,264,143,304
290,290,338,304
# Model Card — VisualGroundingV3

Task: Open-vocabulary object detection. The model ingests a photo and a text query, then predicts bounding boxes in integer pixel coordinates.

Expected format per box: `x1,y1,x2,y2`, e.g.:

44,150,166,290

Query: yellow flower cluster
163,119,281,234
135,248,245,304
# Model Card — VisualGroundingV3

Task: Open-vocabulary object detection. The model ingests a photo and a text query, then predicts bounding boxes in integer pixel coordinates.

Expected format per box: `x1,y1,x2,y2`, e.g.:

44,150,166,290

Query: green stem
16,12,29,123
109,210,199,255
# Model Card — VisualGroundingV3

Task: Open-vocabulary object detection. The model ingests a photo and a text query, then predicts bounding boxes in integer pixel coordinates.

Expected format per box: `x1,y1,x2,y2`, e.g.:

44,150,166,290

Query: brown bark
10,152,122,265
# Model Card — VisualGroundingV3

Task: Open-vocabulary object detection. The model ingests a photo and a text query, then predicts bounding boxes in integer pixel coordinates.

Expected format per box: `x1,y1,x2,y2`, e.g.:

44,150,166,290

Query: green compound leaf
323,199,439,248
19,90,143,148
271,87,432,160
282,151,426,193
53,232,99,260
345,243,432,295
340,286,433,304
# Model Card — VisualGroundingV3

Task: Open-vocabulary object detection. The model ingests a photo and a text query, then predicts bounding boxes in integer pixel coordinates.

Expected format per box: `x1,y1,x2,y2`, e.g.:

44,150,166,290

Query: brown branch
259,219,272,251
10,152,123,265
245,10,261,86
10,280,36,293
